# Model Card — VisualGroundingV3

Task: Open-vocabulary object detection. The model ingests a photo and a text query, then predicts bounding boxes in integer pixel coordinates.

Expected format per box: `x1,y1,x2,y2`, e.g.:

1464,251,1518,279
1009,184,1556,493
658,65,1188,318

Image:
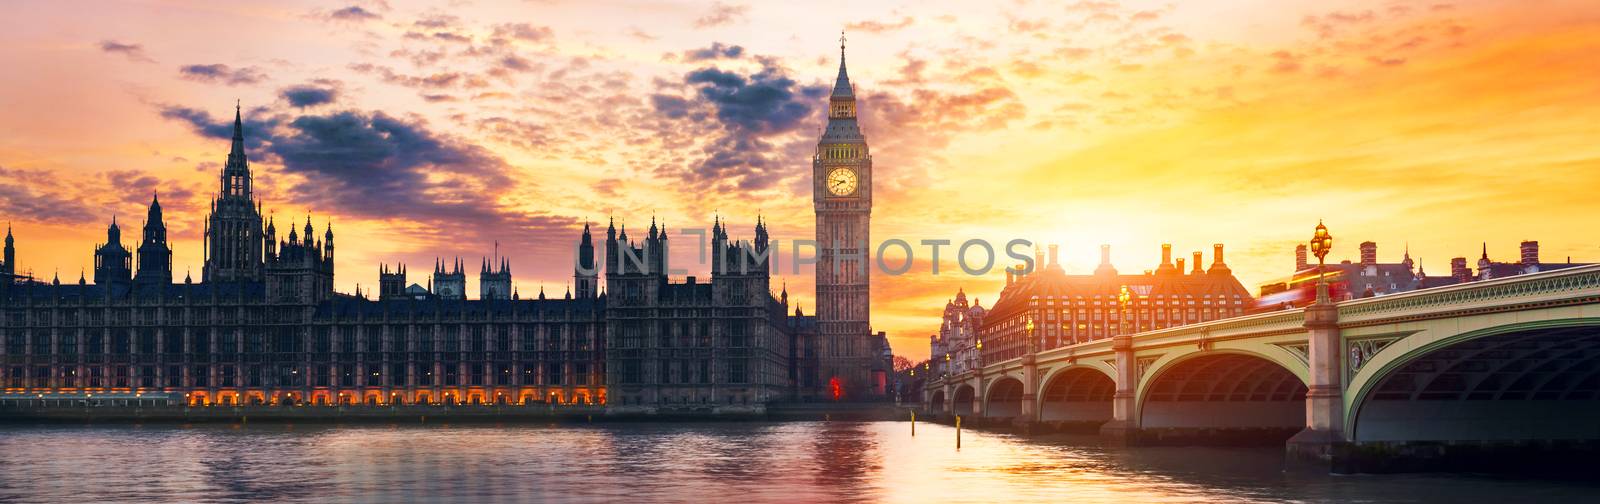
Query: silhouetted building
92,219,133,287
202,105,265,283
135,194,171,286
432,258,466,300
1475,241,1588,280
813,39,885,400
378,264,406,300
0,103,811,411
602,216,794,412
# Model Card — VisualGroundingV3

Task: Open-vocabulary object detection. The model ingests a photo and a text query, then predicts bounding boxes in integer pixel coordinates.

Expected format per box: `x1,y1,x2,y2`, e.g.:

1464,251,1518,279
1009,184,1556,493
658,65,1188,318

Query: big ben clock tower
814,36,876,399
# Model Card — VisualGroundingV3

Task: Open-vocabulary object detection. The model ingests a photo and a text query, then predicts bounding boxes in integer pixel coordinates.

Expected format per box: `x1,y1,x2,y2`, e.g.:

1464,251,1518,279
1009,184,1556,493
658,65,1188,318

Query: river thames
0,421,1595,503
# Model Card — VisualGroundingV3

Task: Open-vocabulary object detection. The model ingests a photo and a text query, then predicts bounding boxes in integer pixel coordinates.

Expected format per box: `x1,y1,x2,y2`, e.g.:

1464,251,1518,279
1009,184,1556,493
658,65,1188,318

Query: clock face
826,167,858,196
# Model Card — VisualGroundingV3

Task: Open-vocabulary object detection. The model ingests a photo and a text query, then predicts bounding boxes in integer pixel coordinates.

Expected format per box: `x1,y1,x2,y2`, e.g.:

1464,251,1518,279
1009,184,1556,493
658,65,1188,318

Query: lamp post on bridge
1019,315,1038,428
1118,285,1131,337
1289,220,1347,468
1101,284,1138,445
1311,220,1334,304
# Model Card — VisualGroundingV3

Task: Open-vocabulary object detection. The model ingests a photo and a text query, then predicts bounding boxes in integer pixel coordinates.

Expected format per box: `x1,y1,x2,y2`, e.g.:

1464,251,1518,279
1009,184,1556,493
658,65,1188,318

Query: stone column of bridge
1287,287,1346,466
942,384,952,413
1018,354,1038,425
1099,334,1139,445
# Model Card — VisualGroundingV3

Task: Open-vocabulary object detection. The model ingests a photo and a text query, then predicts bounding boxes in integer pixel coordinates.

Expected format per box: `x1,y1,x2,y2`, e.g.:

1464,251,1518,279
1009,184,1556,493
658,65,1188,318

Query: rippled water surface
0,421,1596,503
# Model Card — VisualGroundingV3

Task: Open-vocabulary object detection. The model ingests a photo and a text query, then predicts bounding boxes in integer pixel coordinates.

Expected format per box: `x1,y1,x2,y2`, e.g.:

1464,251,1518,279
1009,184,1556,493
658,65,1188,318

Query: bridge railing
925,264,1600,390
1336,263,1600,325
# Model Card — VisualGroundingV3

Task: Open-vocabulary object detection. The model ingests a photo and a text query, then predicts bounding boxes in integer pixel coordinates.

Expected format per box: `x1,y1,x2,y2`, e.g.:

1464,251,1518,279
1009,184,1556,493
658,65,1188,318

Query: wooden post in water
956,415,962,450
910,410,916,437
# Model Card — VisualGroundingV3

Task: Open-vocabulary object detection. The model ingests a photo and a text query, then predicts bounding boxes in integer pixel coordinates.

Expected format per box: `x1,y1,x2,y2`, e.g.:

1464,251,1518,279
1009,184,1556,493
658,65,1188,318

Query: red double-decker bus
1251,268,1349,313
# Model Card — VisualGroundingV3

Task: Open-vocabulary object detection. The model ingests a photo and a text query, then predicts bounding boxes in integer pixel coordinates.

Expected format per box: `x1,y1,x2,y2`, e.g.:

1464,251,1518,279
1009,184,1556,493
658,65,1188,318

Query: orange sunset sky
1,0,1598,360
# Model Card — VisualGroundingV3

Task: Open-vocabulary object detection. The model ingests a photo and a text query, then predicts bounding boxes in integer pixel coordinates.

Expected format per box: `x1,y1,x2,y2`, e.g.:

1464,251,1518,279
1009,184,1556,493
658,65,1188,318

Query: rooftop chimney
1360,241,1377,267
1095,244,1117,275
1450,257,1470,282
1192,251,1204,275
1295,244,1308,271
1207,243,1231,275
1048,244,1059,267
1520,240,1539,266
1175,258,1186,274
1157,244,1176,275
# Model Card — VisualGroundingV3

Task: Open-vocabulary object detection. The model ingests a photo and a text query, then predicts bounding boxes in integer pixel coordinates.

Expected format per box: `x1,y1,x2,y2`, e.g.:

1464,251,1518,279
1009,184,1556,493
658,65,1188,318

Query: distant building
929,288,985,377
1261,240,1592,306
978,243,1252,366
1475,241,1588,280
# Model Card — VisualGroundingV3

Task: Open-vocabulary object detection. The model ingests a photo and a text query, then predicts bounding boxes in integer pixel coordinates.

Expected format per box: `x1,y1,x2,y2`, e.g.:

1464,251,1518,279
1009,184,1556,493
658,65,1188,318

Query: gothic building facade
813,40,887,400
601,217,794,412
0,101,818,413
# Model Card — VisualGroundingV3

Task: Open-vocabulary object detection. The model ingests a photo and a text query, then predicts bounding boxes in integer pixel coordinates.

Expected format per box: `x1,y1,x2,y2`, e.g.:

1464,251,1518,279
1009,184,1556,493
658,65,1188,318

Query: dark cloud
403,31,472,44
105,170,197,212
267,111,509,214
264,111,577,256
179,64,268,85
328,5,380,21
694,2,748,28
650,95,692,119
498,54,538,73
682,42,745,62
99,40,155,63
683,66,823,135
281,82,340,108
648,62,826,189
155,104,577,259
157,105,279,149
0,166,97,225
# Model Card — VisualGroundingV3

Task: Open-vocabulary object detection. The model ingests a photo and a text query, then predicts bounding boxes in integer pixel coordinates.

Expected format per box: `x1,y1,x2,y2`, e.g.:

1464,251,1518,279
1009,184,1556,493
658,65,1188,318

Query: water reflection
0,422,1596,503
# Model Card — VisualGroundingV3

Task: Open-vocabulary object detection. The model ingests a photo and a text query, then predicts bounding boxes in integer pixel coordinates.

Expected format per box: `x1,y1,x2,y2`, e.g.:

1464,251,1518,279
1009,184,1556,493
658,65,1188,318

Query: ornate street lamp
1311,220,1334,303
1118,285,1131,337
1024,316,1035,354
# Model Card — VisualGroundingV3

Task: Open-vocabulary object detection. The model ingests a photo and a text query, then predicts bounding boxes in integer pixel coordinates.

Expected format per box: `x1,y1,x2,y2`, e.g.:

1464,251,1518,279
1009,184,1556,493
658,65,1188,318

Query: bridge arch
1347,318,1600,442
952,383,977,416
984,376,1025,418
1037,365,1114,426
929,389,947,412
1138,350,1308,439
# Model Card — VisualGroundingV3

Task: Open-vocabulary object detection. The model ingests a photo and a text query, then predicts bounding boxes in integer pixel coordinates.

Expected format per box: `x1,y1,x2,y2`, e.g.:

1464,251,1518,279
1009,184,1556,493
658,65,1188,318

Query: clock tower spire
813,34,878,400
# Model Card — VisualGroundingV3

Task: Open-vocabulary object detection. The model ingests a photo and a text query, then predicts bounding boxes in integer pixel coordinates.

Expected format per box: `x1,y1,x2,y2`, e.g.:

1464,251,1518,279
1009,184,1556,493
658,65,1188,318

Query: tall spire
229,101,246,162
832,30,853,99
221,101,252,199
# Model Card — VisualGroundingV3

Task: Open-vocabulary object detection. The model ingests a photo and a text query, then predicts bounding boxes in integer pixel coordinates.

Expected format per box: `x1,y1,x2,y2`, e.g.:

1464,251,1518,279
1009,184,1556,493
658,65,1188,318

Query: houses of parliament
0,46,892,411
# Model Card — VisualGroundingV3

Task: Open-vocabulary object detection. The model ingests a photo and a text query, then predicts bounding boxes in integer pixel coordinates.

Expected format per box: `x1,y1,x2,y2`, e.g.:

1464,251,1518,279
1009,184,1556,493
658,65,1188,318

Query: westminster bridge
920,264,1600,472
